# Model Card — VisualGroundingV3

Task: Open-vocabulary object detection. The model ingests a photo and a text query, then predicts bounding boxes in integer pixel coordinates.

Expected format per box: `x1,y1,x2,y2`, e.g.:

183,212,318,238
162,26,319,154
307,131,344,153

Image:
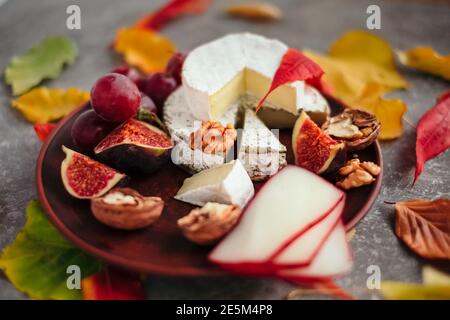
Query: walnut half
189,120,237,155
336,158,380,190
177,202,241,245
323,109,381,151
91,188,164,230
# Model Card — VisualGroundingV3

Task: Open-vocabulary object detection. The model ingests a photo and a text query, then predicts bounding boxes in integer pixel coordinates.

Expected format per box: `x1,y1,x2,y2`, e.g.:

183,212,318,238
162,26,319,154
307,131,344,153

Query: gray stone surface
0,0,449,300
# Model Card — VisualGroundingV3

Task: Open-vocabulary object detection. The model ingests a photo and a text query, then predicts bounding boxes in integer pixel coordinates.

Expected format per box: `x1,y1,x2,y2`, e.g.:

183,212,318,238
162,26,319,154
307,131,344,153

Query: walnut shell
177,202,241,245
91,188,164,230
322,108,380,151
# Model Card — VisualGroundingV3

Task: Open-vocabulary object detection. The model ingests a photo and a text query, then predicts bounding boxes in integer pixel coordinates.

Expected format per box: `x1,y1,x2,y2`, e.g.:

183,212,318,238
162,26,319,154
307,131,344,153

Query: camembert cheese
182,33,328,121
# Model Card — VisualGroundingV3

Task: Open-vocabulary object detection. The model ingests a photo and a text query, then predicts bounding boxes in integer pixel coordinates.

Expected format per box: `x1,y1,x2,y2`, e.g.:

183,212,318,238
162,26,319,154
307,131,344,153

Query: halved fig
94,118,173,174
322,108,380,151
61,146,125,199
292,111,346,175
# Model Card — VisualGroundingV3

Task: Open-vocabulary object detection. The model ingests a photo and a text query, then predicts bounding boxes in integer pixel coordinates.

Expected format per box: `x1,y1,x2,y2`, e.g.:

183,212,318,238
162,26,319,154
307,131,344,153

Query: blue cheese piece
238,108,287,181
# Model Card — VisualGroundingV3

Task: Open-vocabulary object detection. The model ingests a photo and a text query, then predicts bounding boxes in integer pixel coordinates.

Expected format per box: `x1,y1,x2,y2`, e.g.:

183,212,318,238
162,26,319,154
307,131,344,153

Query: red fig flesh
94,118,173,174
61,146,125,199
292,111,345,174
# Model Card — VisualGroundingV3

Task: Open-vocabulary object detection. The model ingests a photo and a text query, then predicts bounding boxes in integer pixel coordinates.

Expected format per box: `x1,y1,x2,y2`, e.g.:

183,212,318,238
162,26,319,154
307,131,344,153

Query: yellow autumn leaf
11,87,89,123
381,281,450,300
422,265,450,286
304,30,409,140
114,26,176,74
398,47,450,81
351,84,407,140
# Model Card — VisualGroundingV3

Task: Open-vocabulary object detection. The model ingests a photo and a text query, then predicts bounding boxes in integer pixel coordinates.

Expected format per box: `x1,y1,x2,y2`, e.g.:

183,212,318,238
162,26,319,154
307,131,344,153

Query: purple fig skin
96,145,171,175
320,144,348,180
94,120,173,175
71,109,118,152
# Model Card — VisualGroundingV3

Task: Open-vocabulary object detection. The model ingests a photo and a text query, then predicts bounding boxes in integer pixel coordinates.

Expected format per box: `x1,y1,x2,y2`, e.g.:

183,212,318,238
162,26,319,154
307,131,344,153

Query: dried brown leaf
395,199,450,260
225,2,282,21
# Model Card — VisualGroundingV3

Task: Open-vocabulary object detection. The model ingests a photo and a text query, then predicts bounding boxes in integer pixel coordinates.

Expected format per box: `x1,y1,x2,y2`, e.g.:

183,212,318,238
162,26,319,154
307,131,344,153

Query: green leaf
0,200,102,300
4,36,78,95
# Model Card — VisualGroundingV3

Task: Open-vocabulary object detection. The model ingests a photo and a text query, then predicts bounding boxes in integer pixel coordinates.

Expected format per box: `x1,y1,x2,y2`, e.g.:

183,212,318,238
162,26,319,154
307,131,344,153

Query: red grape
91,73,141,122
140,92,158,114
166,52,186,85
71,109,117,151
111,65,142,84
140,73,177,112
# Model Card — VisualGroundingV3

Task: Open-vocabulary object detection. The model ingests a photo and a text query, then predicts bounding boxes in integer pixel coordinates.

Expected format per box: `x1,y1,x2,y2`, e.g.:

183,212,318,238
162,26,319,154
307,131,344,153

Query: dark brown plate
36,98,383,276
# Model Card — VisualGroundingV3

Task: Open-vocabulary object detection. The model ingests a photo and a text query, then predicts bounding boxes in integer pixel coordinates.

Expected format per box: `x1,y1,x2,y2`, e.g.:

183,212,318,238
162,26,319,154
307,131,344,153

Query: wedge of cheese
182,33,328,121
238,108,287,181
165,88,239,173
174,160,254,207
163,87,240,143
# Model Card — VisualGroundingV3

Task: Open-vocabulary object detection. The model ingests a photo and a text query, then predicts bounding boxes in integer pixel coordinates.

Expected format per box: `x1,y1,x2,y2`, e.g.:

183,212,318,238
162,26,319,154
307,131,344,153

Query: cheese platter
36,33,383,278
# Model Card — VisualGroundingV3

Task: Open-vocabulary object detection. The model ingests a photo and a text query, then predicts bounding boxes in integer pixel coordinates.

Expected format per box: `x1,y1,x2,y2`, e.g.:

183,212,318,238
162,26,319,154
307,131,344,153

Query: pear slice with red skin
277,221,353,282
208,166,344,275
61,146,125,199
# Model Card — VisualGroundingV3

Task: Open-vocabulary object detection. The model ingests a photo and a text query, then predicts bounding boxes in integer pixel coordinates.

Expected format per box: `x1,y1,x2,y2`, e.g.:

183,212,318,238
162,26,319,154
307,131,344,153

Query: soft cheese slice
238,108,287,180
163,87,240,142
165,88,239,173
183,33,320,120
209,166,344,266
171,140,226,174
174,160,255,207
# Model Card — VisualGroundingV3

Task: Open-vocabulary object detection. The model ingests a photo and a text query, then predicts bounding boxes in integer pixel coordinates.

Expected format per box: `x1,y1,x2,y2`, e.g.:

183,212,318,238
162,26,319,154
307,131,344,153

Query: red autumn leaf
395,199,450,260
256,48,324,111
414,90,450,184
135,0,212,31
33,123,56,142
82,266,144,300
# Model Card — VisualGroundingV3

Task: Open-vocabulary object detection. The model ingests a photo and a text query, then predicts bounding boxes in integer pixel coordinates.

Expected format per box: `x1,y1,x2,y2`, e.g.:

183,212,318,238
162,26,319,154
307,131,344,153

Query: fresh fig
292,111,345,175
61,146,125,199
94,118,173,174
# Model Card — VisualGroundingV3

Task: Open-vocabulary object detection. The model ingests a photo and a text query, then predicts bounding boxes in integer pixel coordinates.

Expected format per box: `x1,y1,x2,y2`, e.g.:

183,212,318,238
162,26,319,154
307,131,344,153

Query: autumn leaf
114,27,176,74
4,36,77,96
304,30,408,140
11,87,89,123
0,200,102,300
353,84,407,140
380,281,450,300
136,0,212,31
414,90,450,183
395,199,450,260
224,2,283,21
398,47,450,81
82,266,144,300
422,265,450,285
34,123,57,142
256,48,324,111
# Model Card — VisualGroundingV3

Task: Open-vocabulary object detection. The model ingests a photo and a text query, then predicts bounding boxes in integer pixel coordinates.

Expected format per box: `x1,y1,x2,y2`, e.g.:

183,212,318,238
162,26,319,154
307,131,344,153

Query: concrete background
0,0,449,299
